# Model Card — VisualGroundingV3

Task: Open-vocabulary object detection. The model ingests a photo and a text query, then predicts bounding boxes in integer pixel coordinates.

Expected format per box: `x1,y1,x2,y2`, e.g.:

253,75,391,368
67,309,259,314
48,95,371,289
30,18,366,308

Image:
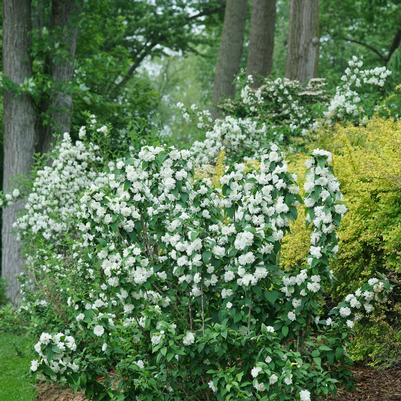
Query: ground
1,333,400,401
0,332,36,401
329,367,401,401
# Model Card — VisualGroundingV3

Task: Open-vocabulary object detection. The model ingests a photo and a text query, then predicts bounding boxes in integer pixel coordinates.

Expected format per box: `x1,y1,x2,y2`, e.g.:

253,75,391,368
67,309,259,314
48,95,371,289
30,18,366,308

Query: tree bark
285,0,320,82
2,0,37,303
246,0,277,87
39,0,80,152
212,0,247,108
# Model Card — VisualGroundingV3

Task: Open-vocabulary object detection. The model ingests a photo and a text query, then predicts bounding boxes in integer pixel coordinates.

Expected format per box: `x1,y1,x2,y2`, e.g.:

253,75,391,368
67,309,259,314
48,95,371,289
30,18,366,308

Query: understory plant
5,118,391,401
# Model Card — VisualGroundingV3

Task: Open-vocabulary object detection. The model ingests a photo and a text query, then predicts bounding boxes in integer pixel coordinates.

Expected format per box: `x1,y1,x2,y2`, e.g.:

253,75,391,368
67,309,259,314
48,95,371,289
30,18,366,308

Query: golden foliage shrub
282,118,401,365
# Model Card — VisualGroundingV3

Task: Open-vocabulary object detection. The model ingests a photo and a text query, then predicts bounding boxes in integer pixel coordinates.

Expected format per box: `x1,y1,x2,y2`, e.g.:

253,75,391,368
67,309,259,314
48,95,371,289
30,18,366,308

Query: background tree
39,0,81,152
246,0,277,87
285,0,320,82
212,0,247,108
2,0,37,303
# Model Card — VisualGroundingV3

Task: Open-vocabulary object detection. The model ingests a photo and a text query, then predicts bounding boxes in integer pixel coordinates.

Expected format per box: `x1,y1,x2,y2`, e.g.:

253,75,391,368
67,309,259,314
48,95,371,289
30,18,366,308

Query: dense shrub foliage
2,58,398,399
282,118,401,366
6,118,389,401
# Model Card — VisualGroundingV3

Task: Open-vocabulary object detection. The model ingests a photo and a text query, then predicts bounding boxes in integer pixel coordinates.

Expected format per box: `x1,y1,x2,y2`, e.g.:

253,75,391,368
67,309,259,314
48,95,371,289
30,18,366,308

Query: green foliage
283,117,401,366
0,278,8,305
0,304,28,333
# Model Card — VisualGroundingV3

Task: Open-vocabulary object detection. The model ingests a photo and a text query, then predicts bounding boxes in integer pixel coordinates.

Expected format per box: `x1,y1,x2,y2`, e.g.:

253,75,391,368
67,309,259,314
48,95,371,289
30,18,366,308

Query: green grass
0,332,36,401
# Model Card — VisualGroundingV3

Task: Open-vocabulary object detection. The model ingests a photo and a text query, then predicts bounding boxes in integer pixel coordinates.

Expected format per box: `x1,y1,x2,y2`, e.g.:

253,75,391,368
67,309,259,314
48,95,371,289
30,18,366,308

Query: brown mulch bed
36,367,401,401
328,367,401,401
36,383,86,401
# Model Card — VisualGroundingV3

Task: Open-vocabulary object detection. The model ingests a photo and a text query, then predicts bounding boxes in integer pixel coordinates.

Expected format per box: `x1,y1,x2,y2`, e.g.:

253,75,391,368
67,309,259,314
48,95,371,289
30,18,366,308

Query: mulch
36,367,401,401
328,367,401,401
36,383,86,401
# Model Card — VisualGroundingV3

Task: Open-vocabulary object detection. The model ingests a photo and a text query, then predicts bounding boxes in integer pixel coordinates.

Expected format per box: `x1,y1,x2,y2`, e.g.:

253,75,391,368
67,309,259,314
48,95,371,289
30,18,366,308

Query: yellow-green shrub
282,117,401,365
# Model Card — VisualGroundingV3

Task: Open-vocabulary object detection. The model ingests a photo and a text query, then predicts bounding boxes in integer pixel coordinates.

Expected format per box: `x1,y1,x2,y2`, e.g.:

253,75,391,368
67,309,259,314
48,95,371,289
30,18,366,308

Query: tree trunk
285,0,320,82
246,0,277,87
39,0,79,152
2,0,37,303
212,0,247,108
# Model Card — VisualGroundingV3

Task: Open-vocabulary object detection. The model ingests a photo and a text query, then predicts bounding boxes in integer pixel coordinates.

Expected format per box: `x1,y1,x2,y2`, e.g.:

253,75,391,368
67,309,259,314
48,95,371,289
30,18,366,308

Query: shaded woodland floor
35,367,401,401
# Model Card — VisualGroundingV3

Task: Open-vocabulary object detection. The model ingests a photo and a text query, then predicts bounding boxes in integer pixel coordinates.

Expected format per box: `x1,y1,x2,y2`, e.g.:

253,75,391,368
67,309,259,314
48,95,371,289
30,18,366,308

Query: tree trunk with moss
212,0,247,109
246,0,276,87
285,0,320,82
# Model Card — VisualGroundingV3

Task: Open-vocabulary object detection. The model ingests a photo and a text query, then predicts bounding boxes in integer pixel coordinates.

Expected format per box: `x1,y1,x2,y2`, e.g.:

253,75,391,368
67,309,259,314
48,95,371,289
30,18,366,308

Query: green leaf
202,251,212,263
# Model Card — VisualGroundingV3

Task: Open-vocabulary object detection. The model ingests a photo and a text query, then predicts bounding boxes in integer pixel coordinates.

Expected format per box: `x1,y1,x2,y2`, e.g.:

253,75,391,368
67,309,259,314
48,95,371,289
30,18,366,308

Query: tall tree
246,0,277,87
39,0,81,152
2,0,37,303
212,0,247,107
286,0,320,82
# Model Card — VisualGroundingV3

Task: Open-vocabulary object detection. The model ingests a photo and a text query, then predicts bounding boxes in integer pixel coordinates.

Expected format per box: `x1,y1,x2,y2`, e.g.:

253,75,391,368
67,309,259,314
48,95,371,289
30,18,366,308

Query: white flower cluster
15,132,102,242
304,149,346,272
32,332,78,375
329,276,390,328
191,116,268,165
0,188,21,208
325,56,391,123
280,150,346,316
235,76,326,140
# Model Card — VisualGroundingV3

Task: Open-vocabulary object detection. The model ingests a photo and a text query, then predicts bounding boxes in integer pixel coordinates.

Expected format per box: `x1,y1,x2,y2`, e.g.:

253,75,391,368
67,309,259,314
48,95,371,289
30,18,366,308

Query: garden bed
329,366,401,401
36,366,401,401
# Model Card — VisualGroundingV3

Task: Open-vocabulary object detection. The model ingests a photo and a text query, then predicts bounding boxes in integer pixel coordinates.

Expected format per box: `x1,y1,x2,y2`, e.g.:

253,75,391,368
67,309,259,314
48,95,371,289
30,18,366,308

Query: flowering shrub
213,58,392,148
8,121,391,401
221,76,326,144
324,57,391,124
191,116,269,165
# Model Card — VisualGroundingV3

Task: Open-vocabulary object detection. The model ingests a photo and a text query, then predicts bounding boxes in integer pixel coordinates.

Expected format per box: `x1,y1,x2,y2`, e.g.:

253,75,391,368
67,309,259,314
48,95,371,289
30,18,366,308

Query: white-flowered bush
216,58,391,147
325,56,392,124
10,122,390,401
191,116,268,165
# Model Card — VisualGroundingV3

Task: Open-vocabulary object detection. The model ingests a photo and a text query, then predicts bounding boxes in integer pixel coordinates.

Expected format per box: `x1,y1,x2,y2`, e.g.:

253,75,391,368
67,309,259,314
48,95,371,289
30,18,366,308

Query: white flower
251,366,262,378
151,334,162,346
300,389,311,401
265,355,272,363
238,252,255,265
75,313,85,322
212,245,225,257
234,231,254,250
136,360,144,368
93,325,105,337
254,381,266,391
208,381,217,393
310,246,322,259
30,360,39,372
224,271,235,282
102,343,108,352
269,374,278,385
39,333,52,345
183,331,195,346
339,307,351,317
288,311,296,321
